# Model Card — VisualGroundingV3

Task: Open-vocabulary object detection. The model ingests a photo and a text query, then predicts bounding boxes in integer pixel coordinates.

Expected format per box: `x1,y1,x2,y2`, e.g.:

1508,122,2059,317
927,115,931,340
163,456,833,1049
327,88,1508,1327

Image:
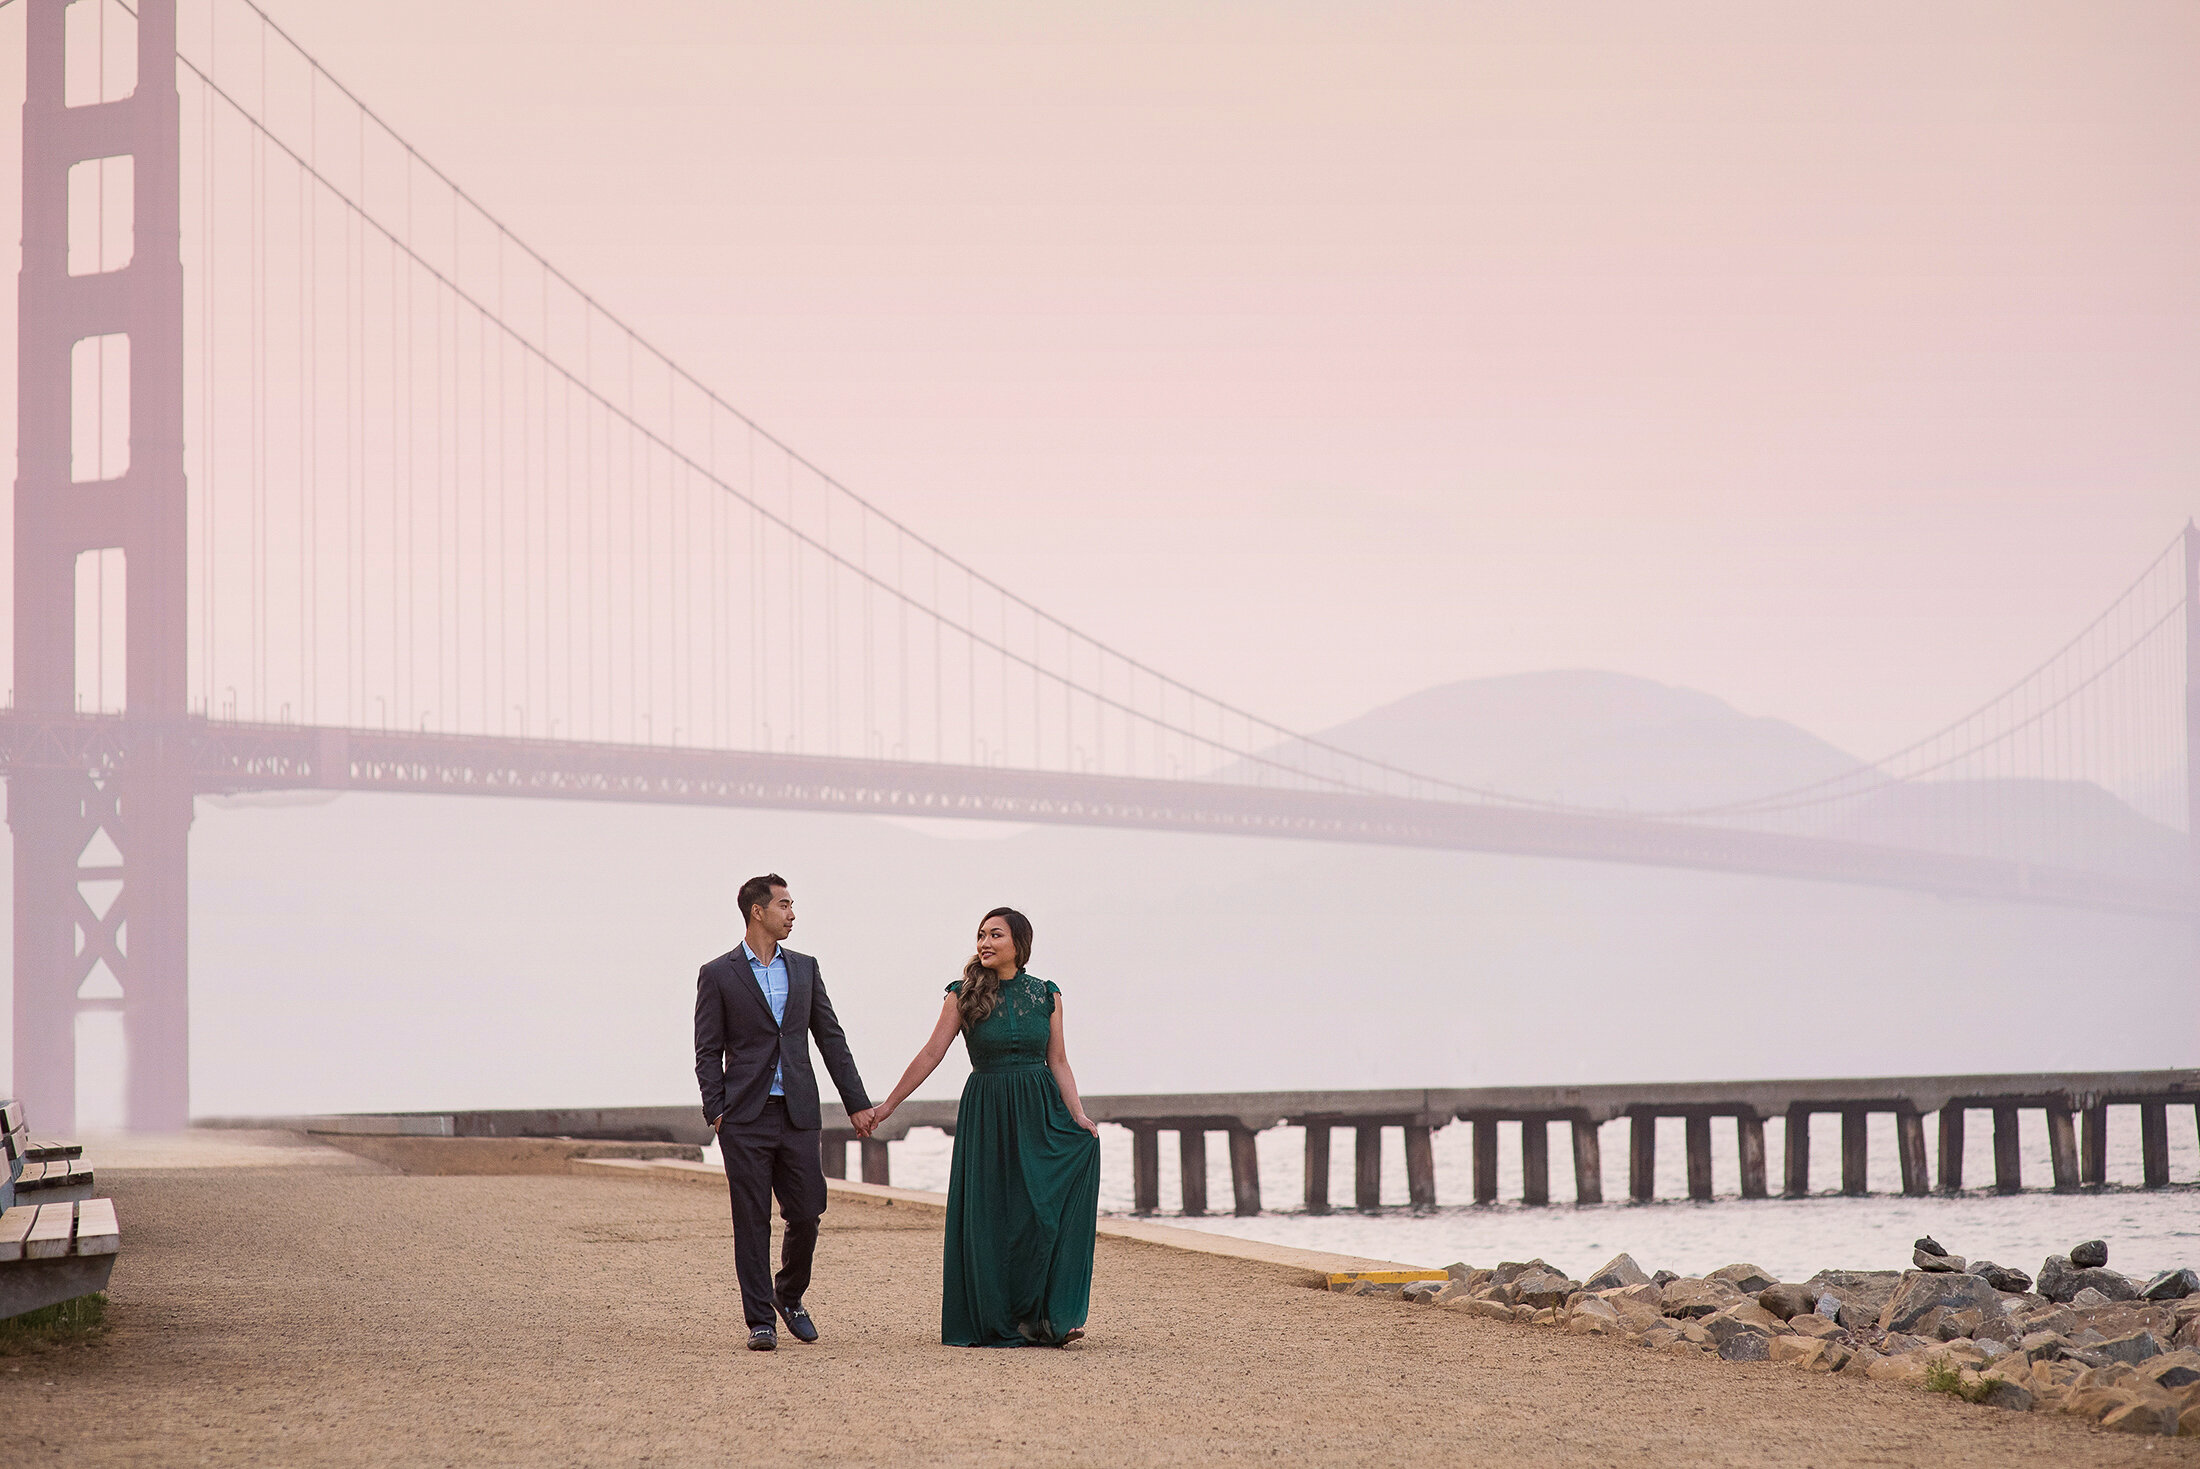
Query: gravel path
5,1150,2197,1466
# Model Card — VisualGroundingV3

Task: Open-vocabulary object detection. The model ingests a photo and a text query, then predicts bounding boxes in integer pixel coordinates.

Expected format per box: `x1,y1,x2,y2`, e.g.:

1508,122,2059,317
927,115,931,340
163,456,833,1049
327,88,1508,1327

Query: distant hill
1294,670,1863,812
1293,670,2183,878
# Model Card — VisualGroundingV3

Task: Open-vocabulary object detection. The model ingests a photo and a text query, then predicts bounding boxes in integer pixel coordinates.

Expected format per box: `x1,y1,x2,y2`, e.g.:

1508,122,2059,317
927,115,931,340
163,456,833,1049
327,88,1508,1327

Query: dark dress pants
719,1096,828,1329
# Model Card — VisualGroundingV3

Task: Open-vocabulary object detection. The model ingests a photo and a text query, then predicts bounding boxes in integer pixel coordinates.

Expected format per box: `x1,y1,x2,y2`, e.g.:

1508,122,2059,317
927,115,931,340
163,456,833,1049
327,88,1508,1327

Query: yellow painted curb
1327,1269,1450,1286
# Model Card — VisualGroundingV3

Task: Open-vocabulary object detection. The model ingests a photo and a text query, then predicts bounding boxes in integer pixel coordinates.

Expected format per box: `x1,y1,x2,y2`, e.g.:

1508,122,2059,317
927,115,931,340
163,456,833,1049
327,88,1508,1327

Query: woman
865,907,1102,1346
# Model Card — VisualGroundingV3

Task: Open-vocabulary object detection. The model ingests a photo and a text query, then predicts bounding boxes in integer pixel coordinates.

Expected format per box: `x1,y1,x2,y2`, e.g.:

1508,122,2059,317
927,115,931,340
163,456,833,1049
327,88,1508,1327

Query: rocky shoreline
1340,1237,2200,1438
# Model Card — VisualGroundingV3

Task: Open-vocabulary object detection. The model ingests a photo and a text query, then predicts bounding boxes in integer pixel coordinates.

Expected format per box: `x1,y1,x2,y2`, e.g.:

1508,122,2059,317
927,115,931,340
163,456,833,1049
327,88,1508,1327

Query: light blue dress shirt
741,940,789,1096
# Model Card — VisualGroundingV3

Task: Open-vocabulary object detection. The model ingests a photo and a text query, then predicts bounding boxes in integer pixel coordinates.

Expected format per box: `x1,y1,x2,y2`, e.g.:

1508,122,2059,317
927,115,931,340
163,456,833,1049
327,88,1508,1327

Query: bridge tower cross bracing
11,0,192,1132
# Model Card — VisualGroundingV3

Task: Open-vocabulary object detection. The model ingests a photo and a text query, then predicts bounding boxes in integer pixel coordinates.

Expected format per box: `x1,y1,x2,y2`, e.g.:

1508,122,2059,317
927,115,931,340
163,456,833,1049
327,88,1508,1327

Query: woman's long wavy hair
956,907,1033,1027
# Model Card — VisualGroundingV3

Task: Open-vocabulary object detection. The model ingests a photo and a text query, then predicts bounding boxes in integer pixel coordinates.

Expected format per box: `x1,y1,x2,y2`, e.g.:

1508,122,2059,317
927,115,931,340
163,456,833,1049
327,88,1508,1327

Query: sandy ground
6,1135,2198,1467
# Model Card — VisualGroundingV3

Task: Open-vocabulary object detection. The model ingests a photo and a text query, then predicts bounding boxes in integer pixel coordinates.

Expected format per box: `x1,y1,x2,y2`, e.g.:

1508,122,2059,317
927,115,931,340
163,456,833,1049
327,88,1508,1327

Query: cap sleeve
1044,979,1060,1011
945,980,962,996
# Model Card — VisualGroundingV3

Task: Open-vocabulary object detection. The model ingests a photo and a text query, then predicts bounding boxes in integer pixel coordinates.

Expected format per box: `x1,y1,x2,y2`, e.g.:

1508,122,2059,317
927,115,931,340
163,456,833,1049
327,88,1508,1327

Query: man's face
752,886,795,942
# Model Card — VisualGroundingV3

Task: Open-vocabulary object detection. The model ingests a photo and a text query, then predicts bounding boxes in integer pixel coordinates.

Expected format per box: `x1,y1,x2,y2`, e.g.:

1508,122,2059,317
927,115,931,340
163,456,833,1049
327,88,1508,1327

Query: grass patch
0,1292,108,1356
1922,1355,2003,1403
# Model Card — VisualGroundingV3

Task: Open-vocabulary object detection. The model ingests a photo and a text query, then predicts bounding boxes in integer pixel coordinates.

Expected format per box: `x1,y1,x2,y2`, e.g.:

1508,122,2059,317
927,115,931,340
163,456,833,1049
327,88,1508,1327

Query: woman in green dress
864,907,1102,1346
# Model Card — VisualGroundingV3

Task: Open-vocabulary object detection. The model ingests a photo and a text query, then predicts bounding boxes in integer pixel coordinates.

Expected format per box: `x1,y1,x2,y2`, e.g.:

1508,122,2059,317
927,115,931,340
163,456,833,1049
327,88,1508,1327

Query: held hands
851,1104,892,1138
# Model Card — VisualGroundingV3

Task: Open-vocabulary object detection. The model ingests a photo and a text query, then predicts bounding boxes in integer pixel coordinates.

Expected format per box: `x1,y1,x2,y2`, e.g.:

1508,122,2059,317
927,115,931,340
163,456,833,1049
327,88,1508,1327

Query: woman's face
975,917,1017,972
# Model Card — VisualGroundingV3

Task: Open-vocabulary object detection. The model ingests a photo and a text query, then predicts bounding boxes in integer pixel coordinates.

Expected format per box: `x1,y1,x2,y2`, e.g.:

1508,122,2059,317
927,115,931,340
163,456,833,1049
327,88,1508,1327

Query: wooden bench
1,1099,84,1211
0,1198,120,1320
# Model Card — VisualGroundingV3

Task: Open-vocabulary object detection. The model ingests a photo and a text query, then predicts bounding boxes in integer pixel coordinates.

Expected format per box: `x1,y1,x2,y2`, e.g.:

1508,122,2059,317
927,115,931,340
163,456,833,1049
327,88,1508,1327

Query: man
694,873,876,1351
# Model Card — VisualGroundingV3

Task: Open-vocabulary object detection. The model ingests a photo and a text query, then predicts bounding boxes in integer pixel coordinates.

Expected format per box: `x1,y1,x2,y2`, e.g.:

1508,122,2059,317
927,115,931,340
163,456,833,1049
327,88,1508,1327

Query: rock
1511,1270,1582,1311
1583,1252,1650,1291
1456,1298,1514,1323
1442,1261,1474,1280
2070,1239,2109,1269
1812,1292,1843,1319
2183,1405,2200,1439
1806,1342,1853,1373
1758,1283,1817,1321
1975,1376,2036,1411
1879,1270,2005,1334
2094,1331,2165,1366
1914,1247,1967,1273
1788,1314,1846,1340
1802,1270,1902,1327
1866,1352,1929,1385
1661,1278,1743,1320
1401,1281,1443,1304
1650,1269,1679,1288
1915,1235,1951,1258
1706,1316,1772,1361
2141,1353,2200,1390
1707,1263,1779,1294
1490,1259,1556,1287
2099,1399,2177,1435
2071,1288,2112,1308
2141,1268,2198,1302
1970,1261,2032,1294
2038,1255,2140,1305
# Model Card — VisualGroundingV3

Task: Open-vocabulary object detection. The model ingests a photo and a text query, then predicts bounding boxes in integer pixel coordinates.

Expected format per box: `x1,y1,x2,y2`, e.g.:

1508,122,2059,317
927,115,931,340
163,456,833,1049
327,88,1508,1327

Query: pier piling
2081,1104,2107,1186
1840,1110,1868,1196
1783,1110,1810,1197
1178,1129,1209,1216
1939,1107,1965,1191
1354,1125,1382,1211
1737,1114,1768,1198
1992,1105,2021,1194
1520,1120,1550,1206
2045,1105,2079,1192
1405,1125,1438,1209
2142,1103,2170,1188
1228,1127,1261,1216
1302,1124,1331,1214
1896,1111,1929,1196
860,1139,890,1185
1685,1115,1713,1201
1629,1115,1656,1203
1473,1119,1498,1205
1131,1125,1160,1215
1571,1117,1603,1205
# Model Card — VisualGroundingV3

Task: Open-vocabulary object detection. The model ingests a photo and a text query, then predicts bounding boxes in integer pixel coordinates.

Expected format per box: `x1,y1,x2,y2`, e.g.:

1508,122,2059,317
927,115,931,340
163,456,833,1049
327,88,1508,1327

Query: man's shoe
777,1303,819,1343
747,1327,778,1352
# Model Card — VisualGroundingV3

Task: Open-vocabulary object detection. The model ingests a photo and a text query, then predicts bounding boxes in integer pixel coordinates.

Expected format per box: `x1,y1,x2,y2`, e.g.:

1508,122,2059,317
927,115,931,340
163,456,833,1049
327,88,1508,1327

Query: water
874,1111,2200,1283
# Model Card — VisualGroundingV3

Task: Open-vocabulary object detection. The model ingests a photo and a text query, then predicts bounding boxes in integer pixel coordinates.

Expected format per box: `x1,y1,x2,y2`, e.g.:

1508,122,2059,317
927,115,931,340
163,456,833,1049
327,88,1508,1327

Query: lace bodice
946,970,1059,1073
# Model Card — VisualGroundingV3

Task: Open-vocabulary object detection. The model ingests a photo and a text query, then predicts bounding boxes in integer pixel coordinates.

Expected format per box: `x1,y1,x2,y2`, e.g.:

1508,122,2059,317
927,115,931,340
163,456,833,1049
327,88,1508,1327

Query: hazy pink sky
6,0,2196,755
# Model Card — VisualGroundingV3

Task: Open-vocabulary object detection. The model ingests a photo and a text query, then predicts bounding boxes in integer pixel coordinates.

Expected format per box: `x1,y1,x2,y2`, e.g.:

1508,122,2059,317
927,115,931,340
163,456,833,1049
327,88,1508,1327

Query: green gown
940,970,1102,1347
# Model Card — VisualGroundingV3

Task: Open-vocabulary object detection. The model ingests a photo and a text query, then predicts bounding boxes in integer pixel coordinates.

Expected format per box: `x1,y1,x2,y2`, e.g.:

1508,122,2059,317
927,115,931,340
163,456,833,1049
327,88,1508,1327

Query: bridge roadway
6,713,2194,915
221,1068,2200,1218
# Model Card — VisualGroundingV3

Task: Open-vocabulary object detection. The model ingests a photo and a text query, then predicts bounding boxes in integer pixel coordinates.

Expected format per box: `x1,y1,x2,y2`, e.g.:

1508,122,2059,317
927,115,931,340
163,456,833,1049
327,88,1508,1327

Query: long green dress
941,970,1102,1347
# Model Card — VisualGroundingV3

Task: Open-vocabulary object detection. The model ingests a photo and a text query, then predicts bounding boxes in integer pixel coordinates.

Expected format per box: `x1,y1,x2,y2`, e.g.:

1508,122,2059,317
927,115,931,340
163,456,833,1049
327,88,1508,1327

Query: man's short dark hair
738,873,788,925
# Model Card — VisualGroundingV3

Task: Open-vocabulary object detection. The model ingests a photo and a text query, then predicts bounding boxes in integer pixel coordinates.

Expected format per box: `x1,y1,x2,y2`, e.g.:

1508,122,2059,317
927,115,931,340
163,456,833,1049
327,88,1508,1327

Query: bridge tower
11,0,192,1131
2188,522,2200,870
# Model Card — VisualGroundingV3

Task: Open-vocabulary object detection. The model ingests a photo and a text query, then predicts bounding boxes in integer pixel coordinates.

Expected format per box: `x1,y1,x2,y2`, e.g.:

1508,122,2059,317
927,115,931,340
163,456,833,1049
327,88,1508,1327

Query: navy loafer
747,1326,778,1351
777,1303,819,1343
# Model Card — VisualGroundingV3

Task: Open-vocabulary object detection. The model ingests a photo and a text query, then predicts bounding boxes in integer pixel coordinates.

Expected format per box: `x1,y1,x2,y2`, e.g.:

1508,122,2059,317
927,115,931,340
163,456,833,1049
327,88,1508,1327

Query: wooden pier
220,1069,2200,1215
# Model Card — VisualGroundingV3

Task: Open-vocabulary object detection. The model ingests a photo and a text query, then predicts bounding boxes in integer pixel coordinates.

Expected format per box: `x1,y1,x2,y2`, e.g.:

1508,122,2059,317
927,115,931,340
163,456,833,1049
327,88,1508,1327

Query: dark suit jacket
693,945,871,1131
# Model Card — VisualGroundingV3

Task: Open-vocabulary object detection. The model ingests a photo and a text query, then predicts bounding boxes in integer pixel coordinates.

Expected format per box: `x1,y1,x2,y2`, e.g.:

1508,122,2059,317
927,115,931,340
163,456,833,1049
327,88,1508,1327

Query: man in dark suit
694,873,876,1351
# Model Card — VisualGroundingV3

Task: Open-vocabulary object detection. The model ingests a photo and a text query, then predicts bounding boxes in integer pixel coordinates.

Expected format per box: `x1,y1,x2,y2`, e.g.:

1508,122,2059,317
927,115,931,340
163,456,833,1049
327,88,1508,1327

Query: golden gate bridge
6,0,2195,1130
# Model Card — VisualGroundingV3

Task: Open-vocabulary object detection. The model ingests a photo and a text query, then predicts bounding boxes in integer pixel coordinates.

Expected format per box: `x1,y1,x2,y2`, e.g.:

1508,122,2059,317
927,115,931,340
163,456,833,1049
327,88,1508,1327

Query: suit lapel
729,947,778,1028
782,951,810,1033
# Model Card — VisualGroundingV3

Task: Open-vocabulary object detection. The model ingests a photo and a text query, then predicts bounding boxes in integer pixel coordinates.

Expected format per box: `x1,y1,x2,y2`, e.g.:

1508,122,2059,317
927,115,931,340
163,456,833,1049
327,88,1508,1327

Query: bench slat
72,1199,119,1257
24,1203,73,1259
23,1140,82,1162
0,1205,34,1262
0,1101,24,1134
